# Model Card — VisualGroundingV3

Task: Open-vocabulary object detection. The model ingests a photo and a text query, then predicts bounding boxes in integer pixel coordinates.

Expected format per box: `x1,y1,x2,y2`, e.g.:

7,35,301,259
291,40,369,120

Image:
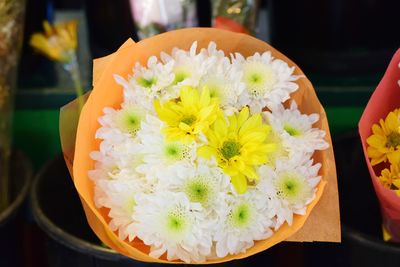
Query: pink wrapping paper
359,48,400,241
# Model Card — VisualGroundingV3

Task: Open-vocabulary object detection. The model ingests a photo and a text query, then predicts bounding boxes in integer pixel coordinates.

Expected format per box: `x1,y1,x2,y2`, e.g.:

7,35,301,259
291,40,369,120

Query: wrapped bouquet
62,28,339,263
359,49,400,242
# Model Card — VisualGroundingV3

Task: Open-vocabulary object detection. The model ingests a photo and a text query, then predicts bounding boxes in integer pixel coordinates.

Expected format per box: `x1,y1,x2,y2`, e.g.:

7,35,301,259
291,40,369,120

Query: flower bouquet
60,28,340,263
359,49,400,242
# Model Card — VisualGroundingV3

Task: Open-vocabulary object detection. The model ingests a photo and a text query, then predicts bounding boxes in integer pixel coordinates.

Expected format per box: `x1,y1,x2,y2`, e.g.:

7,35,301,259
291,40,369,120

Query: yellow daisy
30,20,78,62
155,86,220,143
198,107,276,194
379,164,400,196
367,109,400,165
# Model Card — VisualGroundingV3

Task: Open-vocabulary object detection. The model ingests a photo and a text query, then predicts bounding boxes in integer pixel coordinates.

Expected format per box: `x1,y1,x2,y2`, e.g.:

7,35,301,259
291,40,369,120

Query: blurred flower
30,20,84,110
30,20,77,63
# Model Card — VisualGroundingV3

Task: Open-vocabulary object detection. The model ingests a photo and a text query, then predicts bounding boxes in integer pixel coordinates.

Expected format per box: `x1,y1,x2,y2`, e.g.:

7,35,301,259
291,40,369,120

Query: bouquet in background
212,0,259,34
359,49,400,242
30,20,84,110
130,0,197,39
61,28,340,264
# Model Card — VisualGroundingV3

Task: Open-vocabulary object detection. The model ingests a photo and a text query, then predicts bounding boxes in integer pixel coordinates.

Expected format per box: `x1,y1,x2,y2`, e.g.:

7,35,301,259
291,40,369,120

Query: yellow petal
386,112,400,132
178,122,192,132
372,124,384,135
228,114,238,133
197,146,215,159
180,86,197,108
154,101,178,124
387,152,400,165
43,21,53,36
241,165,259,180
231,174,248,194
213,117,228,139
239,131,267,144
198,104,216,121
239,114,262,136
367,135,386,147
371,156,386,166
237,107,249,127
199,86,211,107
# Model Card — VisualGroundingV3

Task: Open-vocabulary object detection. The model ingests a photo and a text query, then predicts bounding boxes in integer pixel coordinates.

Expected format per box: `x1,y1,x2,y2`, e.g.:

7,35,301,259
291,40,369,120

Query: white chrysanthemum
96,109,132,152
159,159,232,212
92,179,140,241
135,115,197,181
257,153,321,229
160,42,214,90
113,56,175,110
200,42,226,60
198,48,245,115
88,151,120,181
213,191,273,258
235,51,299,113
264,101,329,157
98,106,145,136
133,192,213,263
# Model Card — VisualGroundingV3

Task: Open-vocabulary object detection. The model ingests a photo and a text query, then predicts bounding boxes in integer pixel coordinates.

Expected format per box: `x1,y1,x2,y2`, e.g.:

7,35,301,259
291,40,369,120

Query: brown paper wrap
60,28,340,264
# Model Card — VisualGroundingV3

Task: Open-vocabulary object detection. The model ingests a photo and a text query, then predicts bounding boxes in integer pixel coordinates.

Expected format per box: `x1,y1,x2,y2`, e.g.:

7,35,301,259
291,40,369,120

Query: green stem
63,51,84,112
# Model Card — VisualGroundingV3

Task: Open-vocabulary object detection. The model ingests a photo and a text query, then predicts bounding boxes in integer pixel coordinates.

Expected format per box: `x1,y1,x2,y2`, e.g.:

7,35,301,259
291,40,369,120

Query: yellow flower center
221,140,241,160
386,132,400,148
181,115,197,126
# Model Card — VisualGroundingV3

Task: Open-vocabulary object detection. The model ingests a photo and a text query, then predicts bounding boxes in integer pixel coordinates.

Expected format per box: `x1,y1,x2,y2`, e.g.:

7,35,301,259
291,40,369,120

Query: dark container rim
30,156,135,262
335,131,400,254
0,150,33,227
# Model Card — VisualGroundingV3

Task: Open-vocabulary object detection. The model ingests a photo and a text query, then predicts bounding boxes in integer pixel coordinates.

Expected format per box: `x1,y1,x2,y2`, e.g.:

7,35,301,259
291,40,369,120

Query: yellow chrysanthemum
367,109,400,166
155,86,220,143
30,20,78,62
198,107,276,194
379,164,400,196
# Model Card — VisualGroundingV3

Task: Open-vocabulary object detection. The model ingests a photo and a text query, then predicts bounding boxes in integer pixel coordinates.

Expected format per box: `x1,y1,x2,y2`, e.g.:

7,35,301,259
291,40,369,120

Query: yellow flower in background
367,109,400,166
30,20,77,62
155,86,220,143
198,107,276,194
379,164,400,196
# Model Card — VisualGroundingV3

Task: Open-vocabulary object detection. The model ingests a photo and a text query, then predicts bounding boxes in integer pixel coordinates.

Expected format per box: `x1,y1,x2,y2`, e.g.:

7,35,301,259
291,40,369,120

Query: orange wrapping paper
359,49,400,242
62,28,340,264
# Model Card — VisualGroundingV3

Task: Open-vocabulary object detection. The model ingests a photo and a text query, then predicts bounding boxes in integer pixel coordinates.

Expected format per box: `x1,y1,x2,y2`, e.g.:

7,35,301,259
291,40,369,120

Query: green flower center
221,140,241,160
137,77,157,88
276,173,308,204
166,208,188,233
116,109,142,135
164,142,187,161
244,62,276,97
209,87,219,98
184,177,212,205
174,71,189,84
250,74,261,83
181,115,197,126
229,202,253,228
386,132,400,148
123,197,136,213
284,124,301,137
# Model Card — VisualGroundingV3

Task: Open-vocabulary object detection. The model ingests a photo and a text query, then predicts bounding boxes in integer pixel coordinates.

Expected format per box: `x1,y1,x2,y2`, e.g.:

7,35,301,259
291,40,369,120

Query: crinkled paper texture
359,48,400,242
60,28,340,264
